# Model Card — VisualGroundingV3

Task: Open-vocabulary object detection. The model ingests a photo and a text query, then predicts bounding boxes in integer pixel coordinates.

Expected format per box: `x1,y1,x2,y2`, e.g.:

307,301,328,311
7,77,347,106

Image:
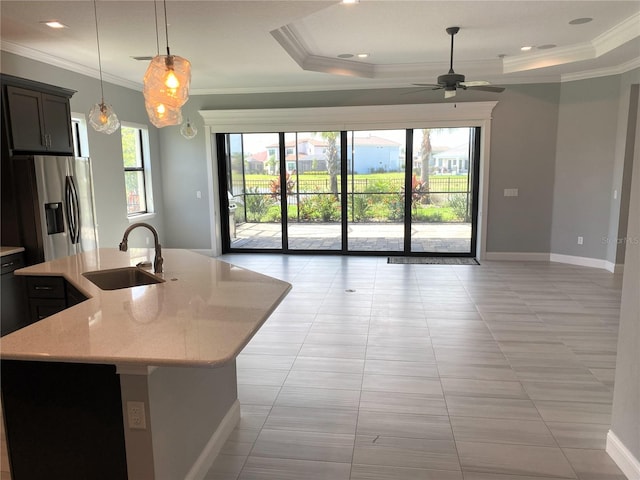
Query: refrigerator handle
65,176,80,244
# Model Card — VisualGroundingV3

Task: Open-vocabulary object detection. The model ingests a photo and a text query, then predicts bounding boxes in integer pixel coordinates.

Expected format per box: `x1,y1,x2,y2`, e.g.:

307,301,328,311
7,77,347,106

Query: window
71,113,89,157
121,123,151,216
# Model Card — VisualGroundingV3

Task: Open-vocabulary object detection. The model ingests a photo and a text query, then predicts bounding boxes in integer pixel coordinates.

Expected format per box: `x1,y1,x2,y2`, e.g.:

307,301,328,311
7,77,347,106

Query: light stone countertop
0,248,291,368
0,246,25,257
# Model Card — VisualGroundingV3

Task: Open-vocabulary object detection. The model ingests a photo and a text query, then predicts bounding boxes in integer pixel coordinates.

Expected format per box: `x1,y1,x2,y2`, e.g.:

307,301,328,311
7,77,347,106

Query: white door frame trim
200,102,498,258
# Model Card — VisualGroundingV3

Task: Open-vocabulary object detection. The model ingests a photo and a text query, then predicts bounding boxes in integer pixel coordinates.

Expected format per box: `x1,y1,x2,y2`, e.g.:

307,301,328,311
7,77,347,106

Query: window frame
71,113,90,158
121,121,154,218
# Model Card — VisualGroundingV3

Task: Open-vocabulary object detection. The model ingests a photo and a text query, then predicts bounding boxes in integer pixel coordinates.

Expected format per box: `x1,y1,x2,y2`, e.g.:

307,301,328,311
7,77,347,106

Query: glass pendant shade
143,54,191,127
145,99,183,128
180,118,197,139
89,101,120,134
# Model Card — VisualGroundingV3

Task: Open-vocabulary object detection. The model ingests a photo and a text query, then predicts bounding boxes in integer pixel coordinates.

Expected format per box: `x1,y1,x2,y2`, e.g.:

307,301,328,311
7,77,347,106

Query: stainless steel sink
82,267,164,290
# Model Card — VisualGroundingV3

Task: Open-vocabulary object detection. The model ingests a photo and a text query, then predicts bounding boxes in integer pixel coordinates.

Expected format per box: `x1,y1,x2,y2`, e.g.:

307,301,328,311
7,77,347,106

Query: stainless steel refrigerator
33,155,98,260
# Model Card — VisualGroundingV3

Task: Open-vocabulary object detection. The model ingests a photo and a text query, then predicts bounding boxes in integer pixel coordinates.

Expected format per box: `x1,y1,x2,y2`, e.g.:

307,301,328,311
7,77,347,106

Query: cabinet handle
34,286,54,291
1,261,14,268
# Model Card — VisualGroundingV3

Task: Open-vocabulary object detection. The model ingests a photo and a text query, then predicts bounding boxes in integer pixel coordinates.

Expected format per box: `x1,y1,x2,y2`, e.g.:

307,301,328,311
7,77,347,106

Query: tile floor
205,254,628,480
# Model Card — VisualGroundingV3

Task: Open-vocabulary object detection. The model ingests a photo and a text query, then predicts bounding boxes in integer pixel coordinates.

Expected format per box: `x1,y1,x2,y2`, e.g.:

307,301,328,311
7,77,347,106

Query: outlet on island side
127,401,147,430
577,236,584,245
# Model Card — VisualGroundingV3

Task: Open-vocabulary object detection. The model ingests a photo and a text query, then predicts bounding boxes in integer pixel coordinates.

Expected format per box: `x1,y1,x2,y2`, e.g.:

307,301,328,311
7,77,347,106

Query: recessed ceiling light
342,0,360,4
569,17,593,25
41,20,67,29
537,44,557,50
520,46,534,52
337,53,354,59
357,53,369,59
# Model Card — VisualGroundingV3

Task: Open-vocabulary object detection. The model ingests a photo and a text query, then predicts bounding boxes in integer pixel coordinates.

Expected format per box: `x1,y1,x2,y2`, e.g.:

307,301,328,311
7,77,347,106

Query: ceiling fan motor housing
438,72,466,88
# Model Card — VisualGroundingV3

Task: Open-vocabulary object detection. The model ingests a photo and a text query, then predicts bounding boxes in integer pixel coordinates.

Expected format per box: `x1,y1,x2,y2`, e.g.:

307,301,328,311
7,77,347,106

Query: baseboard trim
484,252,551,261
184,399,241,480
606,430,640,480
549,253,612,271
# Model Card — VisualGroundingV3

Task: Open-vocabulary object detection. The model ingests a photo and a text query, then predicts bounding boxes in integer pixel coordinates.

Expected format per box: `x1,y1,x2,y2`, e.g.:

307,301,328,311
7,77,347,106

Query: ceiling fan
414,26,505,99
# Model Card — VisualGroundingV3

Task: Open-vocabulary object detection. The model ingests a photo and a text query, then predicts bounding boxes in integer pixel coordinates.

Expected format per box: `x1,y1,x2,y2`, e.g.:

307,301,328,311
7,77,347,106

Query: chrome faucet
119,222,164,274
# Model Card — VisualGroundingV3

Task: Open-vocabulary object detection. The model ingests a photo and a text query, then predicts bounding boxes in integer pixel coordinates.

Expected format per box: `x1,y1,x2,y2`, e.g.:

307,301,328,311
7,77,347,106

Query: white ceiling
1,1,639,95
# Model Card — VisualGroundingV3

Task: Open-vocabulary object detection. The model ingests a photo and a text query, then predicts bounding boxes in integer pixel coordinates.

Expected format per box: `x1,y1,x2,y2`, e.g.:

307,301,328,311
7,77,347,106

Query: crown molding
562,56,640,83
1,41,141,91
271,25,375,78
594,11,640,57
503,12,640,74
503,42,596,73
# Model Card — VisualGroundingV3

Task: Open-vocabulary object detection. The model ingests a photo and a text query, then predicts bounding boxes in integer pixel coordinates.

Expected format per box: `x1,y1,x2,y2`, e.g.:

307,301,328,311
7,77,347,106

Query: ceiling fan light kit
414,26,505,99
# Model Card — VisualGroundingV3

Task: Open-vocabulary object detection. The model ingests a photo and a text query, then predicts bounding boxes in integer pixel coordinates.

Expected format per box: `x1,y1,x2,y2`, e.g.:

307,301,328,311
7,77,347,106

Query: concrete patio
230,222,472,253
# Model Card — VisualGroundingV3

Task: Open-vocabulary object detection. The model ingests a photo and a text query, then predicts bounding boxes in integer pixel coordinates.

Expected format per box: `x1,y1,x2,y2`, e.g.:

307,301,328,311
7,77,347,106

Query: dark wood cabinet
0,252,28,336
25,276,87,323
2,360,128,480
1,74,75,156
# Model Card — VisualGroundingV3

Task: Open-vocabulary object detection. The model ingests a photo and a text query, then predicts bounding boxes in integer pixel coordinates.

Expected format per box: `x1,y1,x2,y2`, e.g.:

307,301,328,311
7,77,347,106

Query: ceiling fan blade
400,87,433,95
460,80,490,87
413,83,443,89
467,85,505,93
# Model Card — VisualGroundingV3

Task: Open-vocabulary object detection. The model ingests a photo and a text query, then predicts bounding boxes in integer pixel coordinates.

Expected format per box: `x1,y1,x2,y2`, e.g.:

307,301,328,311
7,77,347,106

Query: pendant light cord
92,0,105,103
154,0,160,55
163,0,171,57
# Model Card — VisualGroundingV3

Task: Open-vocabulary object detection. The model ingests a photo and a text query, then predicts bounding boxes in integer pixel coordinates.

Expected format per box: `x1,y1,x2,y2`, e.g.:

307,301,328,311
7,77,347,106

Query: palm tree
420,129,433,203
320,131,339,199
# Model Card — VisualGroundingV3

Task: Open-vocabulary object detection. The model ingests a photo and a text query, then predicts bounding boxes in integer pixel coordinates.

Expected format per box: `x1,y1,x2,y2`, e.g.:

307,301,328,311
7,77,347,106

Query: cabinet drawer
28,298,67,323
26,276,65,298
1,253,25,275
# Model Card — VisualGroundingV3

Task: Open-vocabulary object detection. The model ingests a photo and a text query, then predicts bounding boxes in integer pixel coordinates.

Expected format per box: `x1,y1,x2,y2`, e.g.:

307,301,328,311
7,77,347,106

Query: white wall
609,91,640,479
551,71,640,268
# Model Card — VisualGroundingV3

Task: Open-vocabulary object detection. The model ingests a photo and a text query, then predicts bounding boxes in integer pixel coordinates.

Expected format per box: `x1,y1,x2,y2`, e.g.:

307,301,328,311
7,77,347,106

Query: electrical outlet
127,401,147,430
196,190,202,199
577,236,584,245
504,188,519,197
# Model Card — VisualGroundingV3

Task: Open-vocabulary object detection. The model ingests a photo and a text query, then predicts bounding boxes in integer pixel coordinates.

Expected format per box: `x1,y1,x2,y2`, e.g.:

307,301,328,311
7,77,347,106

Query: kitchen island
0,248,291,480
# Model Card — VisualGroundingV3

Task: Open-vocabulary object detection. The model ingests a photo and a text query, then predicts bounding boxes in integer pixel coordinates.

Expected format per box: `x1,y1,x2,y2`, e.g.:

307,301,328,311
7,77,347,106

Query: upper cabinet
1,74,76,156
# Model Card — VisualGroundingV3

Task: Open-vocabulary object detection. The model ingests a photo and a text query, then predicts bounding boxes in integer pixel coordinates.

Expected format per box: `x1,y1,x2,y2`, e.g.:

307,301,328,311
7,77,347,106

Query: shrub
264,205,282,222
269,173,295,201
299,195,340,222
351,195,372,221
386,194,404,221
448,193,471,221
245,187,272,222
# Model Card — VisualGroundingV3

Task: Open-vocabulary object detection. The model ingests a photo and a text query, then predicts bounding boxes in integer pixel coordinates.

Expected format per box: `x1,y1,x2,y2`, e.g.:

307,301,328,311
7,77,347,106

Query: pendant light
143,0,191,128
88,0,120,134
180,117,197,139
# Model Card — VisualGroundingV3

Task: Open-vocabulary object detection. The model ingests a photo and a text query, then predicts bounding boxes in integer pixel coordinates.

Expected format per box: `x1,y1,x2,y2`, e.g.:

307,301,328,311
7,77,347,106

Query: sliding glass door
346,130,406,252
286,132,342,251
410,128,477,254
219,127,480,256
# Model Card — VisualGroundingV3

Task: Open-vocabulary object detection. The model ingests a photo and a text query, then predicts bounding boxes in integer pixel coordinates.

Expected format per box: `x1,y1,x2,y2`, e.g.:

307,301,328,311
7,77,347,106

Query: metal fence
233,176,468,194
